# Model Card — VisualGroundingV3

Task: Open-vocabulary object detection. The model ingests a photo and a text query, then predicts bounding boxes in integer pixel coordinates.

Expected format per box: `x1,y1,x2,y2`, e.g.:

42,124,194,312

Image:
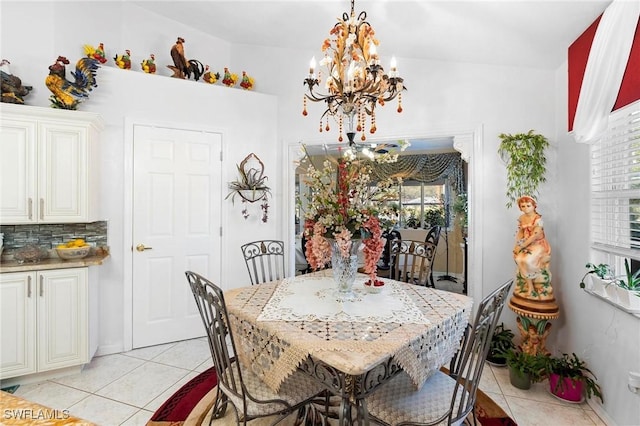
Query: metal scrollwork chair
425,225,441,287
241,240,286,285
185,271,325,425
365,279,514,425
389,239,437,286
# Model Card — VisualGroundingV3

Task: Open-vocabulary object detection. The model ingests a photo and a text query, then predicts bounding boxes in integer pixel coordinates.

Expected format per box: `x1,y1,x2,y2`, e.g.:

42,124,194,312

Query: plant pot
487,355,507,367
508,366,531,390
588,275,611,297
548,373,584,403
604,281,619,302
615,286,640,312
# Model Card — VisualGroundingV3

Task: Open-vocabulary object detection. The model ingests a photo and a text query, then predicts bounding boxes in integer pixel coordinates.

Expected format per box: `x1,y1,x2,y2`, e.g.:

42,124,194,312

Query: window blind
591,100,640,259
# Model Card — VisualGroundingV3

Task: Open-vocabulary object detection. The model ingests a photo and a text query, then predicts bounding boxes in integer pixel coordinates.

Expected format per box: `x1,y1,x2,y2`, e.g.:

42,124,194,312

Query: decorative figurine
168,37,204,81
114,50,132,70
45,55,100,110
83,42,107,64
222,67,238,87
141,54,156,74
1,59,33,104
202,65,220,84
239,71,254,90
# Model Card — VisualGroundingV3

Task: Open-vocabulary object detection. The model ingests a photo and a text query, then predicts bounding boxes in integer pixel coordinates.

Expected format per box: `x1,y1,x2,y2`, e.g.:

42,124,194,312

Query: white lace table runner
257,274,430,324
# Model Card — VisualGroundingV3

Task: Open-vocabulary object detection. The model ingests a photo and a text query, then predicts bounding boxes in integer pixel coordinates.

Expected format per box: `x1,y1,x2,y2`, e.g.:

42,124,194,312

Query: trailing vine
498,130,549,208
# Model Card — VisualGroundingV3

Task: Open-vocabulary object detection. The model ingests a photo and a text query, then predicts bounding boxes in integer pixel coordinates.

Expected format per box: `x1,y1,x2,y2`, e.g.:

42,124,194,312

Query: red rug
146,366,218,426
146,366,517,426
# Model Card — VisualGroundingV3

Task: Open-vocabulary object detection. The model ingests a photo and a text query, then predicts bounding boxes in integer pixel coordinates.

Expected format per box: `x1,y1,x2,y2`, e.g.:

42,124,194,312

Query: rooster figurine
114,50,131,70
202,65,219,84
1,59,33,104
141,54,156,74
45,55,100,110
83,42,107,64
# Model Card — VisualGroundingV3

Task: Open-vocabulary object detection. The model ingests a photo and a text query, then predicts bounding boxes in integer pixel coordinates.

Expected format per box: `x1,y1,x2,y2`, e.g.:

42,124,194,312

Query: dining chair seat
220,364,325,418
365,279,514,426
366,371,467,425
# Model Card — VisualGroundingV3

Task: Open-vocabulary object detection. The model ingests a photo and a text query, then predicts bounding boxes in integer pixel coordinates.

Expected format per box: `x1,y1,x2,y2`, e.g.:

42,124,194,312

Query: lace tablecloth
225,270,472,393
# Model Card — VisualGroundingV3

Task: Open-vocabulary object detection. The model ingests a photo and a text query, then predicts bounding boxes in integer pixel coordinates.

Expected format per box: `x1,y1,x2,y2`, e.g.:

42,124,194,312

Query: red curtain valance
568,16,640,131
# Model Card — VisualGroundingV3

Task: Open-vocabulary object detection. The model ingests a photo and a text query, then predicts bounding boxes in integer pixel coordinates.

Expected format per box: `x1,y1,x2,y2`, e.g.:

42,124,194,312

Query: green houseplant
497,130,549,208
613,259,640,310
487,323,515,366
545,353,603,403
579,263,613,289
505,349,547,390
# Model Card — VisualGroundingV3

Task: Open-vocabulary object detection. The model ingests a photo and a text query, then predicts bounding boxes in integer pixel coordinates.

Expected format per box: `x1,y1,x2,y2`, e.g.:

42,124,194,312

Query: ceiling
131,0,610,70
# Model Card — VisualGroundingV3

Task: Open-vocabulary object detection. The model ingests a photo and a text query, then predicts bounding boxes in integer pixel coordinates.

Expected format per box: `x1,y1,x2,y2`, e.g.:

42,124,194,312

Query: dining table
224,269,473,425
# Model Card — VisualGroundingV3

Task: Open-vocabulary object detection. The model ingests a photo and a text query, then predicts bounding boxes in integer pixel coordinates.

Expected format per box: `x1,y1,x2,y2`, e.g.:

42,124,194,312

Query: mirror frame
284,126,482,304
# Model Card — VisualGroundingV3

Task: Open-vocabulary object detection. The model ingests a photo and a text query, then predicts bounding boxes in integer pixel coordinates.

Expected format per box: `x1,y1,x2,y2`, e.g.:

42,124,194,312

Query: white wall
3,2,636,423
553,61,640,425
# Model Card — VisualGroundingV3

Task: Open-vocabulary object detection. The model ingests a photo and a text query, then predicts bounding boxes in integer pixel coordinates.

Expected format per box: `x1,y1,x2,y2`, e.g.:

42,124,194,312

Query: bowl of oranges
56,239,91,260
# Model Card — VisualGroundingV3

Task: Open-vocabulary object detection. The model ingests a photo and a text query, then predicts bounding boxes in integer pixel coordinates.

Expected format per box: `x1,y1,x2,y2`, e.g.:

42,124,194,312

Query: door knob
136,244,153,252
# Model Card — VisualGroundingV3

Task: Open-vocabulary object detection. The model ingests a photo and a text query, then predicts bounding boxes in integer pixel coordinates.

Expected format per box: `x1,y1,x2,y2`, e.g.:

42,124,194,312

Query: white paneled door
132,125,222,348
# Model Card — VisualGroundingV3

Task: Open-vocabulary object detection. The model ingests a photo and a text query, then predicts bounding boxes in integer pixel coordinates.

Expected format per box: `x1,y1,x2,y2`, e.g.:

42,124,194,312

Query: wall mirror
286,132,475,296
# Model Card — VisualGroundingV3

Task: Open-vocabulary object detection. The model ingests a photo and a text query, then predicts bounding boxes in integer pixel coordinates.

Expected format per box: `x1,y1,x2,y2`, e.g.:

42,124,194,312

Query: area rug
147,366,517,426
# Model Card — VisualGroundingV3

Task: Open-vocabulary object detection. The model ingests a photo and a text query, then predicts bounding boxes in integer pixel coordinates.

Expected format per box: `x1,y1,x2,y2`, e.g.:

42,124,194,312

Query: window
590,100,640,265
391,181,450,229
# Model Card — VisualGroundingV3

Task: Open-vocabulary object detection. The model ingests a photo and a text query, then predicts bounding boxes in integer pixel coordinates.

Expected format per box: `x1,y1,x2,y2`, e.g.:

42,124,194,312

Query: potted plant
452,191,468,236
497,130,549,208
505,348,547,390
225,153,272,222
487,323,515,366
545,353,603,403
614,259,640,310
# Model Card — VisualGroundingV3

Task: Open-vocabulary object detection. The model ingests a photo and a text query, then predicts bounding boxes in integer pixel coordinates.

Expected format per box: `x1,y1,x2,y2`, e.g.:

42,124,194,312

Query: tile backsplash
0,221,108,254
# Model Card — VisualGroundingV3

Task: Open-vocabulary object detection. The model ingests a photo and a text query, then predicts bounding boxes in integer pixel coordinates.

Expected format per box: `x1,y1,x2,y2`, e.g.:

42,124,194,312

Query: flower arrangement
302,149,400,283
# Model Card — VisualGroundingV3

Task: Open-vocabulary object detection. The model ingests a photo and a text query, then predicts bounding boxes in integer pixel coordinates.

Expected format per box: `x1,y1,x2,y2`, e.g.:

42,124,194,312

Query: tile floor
4,336,607,426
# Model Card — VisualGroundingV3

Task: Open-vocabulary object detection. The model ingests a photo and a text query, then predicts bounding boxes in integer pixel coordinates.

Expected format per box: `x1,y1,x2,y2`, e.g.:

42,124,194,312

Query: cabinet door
0,119,37,223
39,122,89,222
37,268,89,372
0,272,36,379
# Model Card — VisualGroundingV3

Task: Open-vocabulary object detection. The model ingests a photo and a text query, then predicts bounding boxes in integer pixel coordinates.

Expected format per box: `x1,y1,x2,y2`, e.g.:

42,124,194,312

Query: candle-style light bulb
390,56,397,72
309,57,316,77
369,43,378,60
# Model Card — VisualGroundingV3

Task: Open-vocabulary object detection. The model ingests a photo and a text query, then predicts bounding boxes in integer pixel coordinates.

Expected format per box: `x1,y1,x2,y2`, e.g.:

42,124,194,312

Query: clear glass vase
330,239,361,301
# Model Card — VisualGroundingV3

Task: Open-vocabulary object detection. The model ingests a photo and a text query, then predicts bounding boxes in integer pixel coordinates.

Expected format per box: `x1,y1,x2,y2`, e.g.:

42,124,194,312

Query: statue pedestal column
509,294,559,356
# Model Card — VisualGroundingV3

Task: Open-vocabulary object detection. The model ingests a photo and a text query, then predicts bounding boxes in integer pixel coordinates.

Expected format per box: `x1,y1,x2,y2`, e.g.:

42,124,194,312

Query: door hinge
220,151,223,162
220,226,223,237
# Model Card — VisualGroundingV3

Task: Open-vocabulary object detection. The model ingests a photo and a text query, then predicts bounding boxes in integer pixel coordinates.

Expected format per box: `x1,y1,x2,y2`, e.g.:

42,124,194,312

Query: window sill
583,288,640,319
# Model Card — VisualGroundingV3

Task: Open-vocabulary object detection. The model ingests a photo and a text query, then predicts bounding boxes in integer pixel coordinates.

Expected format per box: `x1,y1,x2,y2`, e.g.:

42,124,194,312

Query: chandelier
302,0,406,145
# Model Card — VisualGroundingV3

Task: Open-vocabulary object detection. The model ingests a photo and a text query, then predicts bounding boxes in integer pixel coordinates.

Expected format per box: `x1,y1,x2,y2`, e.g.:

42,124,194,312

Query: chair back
184,271,245,405
241,240,285,284
448,279,514,423
390,239,437,286
425,225,441,246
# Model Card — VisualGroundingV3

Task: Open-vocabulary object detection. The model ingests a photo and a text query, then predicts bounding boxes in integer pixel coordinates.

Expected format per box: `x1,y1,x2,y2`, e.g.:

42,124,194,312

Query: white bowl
56,246,91,260
364,282,385,294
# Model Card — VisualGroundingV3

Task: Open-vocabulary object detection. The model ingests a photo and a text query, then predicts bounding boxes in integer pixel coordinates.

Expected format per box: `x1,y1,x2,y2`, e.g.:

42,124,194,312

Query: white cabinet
0,268,89,379
0,104,104,224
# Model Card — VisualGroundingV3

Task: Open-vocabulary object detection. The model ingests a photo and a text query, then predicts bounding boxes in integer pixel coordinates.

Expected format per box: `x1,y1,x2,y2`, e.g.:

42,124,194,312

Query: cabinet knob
136,244,153,252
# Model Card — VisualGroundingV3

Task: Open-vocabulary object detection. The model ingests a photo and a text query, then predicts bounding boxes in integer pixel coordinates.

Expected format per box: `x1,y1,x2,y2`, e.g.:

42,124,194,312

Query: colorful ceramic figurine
141,54,156,74
203,65,220,84
83,42,107,64
1,59,33,104
45,55,99,110
239,71,254,90
114,50,132,70
222,67,237,87
168,37,204,80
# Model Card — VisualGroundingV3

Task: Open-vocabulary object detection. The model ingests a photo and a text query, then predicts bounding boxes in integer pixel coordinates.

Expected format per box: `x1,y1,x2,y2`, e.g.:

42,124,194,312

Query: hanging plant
226,153,271,222
497,130,549,208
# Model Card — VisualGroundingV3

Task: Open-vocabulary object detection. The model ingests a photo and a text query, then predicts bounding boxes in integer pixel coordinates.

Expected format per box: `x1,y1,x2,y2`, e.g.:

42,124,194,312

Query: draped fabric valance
368,152,465,194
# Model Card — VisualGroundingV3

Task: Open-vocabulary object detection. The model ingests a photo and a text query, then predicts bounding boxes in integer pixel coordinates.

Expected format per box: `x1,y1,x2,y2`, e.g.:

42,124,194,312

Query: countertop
0,253,110,273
